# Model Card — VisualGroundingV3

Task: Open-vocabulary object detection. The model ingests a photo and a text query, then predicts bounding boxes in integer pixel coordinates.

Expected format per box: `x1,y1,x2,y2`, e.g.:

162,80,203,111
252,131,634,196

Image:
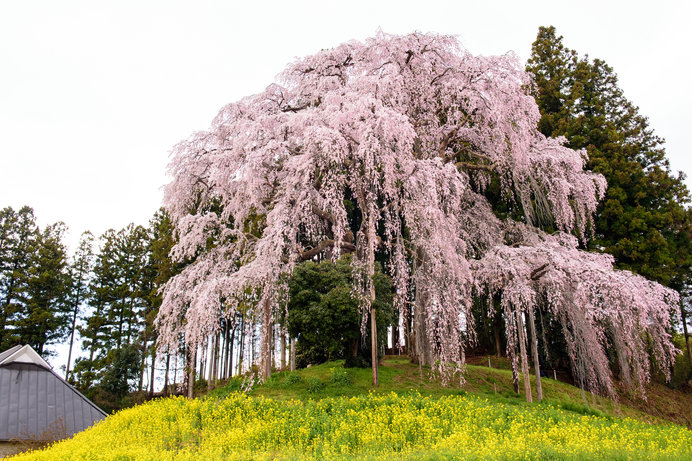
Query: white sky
1,0,691,374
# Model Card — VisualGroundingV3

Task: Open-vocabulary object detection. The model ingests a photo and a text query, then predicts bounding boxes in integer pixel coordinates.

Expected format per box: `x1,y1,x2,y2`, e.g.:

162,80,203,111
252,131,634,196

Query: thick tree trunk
262,296,272,380
367,243,378,386
516,309,532,402
493,303,503,358
538,308,551,367
413,293,432,366
512,365,520,394
526,308,543,402
200,339,206,381
392,322,399,353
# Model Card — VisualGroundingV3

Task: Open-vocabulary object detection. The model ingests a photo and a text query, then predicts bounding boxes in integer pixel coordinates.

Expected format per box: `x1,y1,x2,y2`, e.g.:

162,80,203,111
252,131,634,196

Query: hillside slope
12,356,692,460
214,356,692,428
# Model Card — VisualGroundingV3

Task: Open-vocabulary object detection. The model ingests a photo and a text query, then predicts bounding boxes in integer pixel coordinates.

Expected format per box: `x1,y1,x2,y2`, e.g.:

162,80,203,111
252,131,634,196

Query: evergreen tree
0,206,38,350
65,231,95,380
74,229,121,388
140,208,177,393
18,222,70,355
527,26,692,371
526,26,692,286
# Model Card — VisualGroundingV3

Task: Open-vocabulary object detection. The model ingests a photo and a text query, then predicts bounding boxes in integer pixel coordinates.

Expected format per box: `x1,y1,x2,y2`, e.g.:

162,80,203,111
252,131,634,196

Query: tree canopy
158,32,678,394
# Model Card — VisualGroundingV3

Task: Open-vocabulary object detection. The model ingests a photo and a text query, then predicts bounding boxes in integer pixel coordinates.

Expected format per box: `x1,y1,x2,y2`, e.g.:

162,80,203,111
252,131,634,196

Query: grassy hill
213,356,692,428
12,356,692,460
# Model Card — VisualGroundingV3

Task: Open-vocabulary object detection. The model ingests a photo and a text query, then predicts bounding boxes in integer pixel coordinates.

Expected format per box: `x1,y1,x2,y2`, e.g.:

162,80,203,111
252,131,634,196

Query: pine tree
0,206,38,350
18,222,70,355
527,26,692,381
526,26,692,286
65,231,95,380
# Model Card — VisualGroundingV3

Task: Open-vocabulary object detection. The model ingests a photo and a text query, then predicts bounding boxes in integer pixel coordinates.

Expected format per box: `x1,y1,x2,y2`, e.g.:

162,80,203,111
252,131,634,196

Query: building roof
0,344,52,369
0,345,107,442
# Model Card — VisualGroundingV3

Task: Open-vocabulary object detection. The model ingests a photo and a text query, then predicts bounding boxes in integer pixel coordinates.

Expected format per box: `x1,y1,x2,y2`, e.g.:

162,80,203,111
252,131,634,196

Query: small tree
284,255,393,368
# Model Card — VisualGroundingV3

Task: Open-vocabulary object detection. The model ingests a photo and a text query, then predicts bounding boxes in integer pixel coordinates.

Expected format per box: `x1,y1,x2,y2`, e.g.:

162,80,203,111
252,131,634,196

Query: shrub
306,377,325,393
329,368,353,386
284,373,302,385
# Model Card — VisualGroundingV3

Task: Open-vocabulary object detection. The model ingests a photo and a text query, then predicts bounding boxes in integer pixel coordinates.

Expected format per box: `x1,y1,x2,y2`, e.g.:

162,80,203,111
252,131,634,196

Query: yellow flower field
13,392,692,460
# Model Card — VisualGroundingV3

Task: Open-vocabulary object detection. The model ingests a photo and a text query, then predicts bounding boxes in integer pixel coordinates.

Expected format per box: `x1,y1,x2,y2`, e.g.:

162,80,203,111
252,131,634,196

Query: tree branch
530,263,550,281
455,161,495,172
298,239,357,261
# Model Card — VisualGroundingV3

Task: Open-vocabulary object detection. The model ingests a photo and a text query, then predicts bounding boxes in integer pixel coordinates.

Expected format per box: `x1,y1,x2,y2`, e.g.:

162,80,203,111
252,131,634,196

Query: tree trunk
392,321,399,353
493,305,503,358
187,346,197,399
367,224,378,387
290,337,296,371
516,309,532,402
512,364,520,394
414,293,431,365
163,351,170,396
212,331,220,387
65,285,82,380
238,313,245,375
228,325,235,379
681,299,691,366
527,308,543,402
222,321,229,379
538,308,551,367
371,306,378,386
172,355,177,394
262,296,272,380
149,346,156,396
200,339,207,382
280,330,286,370
138,339,147,392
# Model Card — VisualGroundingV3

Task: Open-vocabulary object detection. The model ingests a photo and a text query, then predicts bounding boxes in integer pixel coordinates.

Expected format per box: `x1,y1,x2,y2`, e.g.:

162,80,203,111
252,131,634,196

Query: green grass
207,356,690,428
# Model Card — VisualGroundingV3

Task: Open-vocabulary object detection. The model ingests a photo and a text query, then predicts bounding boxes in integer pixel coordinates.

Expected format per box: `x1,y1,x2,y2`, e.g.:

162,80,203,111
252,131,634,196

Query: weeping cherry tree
156,32,678,392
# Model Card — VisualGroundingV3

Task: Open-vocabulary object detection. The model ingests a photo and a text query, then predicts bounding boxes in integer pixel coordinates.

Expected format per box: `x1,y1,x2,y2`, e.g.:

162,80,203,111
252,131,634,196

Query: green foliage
526,26,692,288
284,372,303,385
306,376,326,393
284,254,394,368
99,344,141,399
19,222,71,355
328,367,353,386
669,334,691,390
0,206,73,356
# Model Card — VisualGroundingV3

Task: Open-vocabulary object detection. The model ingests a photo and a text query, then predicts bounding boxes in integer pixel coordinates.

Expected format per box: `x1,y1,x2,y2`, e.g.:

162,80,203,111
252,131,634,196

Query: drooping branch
158,31,675,390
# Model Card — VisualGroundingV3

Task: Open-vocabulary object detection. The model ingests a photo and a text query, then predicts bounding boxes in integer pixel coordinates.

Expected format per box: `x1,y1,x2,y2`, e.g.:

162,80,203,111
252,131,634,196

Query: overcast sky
1,1,691,372
1,0,690,252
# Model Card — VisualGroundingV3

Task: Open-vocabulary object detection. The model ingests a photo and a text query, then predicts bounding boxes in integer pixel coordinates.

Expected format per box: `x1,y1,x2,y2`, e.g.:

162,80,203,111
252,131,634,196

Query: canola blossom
14,393,691,460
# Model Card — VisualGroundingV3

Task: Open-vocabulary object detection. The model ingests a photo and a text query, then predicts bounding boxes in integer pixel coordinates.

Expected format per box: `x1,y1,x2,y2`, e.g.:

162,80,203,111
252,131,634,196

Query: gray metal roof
0,346,107,441
0,345,21,364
